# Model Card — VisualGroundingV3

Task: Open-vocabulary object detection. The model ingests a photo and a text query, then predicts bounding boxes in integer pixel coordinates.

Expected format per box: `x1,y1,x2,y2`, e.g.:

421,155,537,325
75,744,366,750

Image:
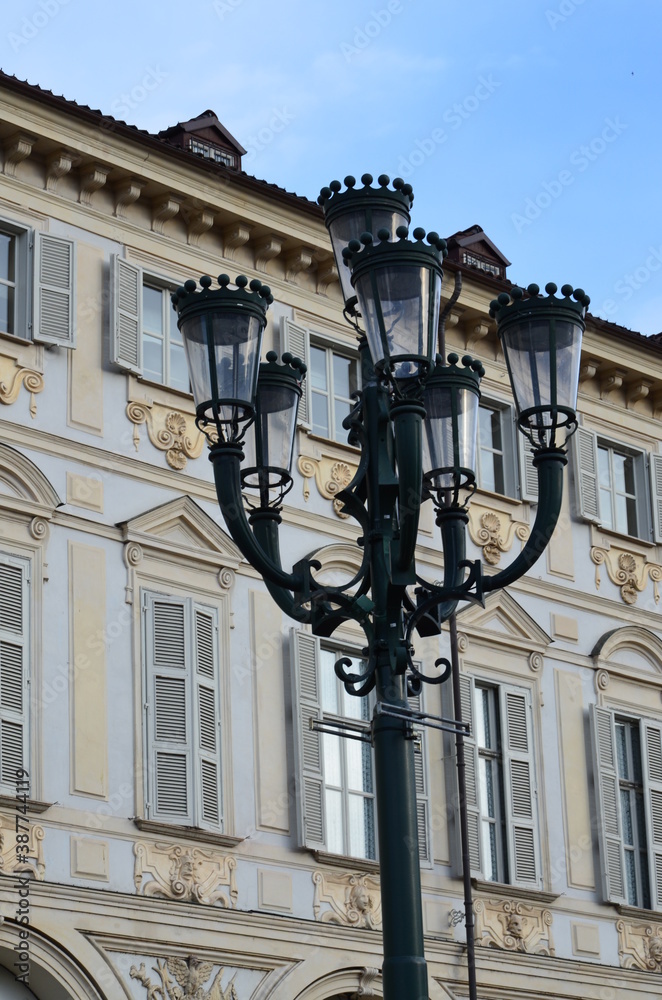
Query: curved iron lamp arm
482,446,567,593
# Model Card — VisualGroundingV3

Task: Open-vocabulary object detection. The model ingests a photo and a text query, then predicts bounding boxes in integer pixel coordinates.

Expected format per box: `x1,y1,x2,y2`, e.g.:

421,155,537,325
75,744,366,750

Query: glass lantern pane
422,382,478,489
329,206,409,303
501,316,582,416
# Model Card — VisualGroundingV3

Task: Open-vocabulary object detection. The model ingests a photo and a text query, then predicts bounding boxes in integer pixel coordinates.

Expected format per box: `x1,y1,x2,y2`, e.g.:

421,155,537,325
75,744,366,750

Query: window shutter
589,705,626,903
408,680,431,866
457,673,482,877
290,629,326,850
144,594,192,824
518,435,538,503
642,719,662,909
33,233,76,347
111,255,143,373
0,558,29,788
500,685,540,888
649,455,662,543
282,318,310,427
573,427,600,522
194,605,222,830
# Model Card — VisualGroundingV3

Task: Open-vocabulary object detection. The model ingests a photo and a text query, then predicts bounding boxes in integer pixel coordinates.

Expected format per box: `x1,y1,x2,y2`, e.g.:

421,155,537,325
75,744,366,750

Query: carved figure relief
127,402,206,470
474,898,554,955
0,814,45,879
617,918,662,972
134,842,237,908
313,870,381,929
591,545,662,605
130,956,241,999
468,507,529,566
297,455,358,518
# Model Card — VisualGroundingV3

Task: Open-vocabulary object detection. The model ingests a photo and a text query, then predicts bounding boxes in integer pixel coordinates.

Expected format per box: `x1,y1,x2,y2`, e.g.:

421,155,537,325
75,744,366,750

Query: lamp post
172,174,589,1000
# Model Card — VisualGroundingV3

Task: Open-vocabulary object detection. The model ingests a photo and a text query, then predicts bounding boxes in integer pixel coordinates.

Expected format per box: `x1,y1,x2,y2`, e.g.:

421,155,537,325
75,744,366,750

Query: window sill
617,902,662,920
133,818,243,849
589,522,656,551
301,428,361,456
475,486,523,508
471,878,559,905
0,795,52,814
135,375,194,403
313,850,380,873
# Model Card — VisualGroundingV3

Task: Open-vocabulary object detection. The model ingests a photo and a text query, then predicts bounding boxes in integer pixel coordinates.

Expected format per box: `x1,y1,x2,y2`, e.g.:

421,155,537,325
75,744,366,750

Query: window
291,630,430,863
142,591,222,830
310,344,359,443
475,402,528,500
591,706,662,909
0,221,75,347
573,428,658,540
188,138,236,167
458,675,540,888
142,282,189,392
0,556,29,791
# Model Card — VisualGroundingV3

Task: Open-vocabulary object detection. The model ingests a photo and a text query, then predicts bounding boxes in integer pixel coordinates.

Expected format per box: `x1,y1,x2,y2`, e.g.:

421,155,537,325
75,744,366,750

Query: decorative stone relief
0,355,44,417
312,871,381,929
595,668,610,693
0,814,45,880
127,402,205,470
468,507,529,566
285,248,313,283
134,842,237,908
115,180,145,218
223,223,252,260
130,956,244,999
186,209,215,247
590,544,662,605
46,149,74,193
352,967,380,998
152,196,181,234
79,163,111,206
474,898,554,955
316,259,339,295
617,918,662,972
254,236,282,271
3,133,35,176
297,455,358,518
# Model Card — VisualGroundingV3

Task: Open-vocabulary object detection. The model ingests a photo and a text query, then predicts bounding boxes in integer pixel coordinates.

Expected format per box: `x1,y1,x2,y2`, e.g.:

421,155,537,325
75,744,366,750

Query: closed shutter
33,233,76,347
649,455,662,543
194,605,222,830
590,705,626,903
518,434,538,503
111,255,142,373
144,593,192,824
408,680,431,865
291,629,326,849
501,685,540,888
573,427,600,522
282,318,310,427
0,557,29,788
458,673,482,877
642,719,662,909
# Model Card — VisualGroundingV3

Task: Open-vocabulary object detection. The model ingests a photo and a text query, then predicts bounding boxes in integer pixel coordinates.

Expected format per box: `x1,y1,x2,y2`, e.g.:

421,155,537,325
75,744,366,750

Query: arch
591,626,662,673
0,925,107,1000
0,443,61,508
309,542,364,589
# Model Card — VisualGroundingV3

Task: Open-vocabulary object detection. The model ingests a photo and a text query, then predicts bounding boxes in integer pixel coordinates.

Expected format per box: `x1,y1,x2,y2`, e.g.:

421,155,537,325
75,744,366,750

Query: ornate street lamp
172,175,588,1000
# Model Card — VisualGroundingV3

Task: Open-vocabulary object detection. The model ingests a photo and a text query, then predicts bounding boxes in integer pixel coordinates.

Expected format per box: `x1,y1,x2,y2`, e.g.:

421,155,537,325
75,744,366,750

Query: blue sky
2,0,660,334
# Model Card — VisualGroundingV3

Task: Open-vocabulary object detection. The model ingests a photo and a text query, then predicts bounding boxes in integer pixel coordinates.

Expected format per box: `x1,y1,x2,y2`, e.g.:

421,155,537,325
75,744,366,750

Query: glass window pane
615,723,628,779
625,497,638,536
614,493,628,534
624,849,637,906
334,399,351,442
310,346,328,391
489,409,503,452
613,453,627,493
623,455,636,495
0,284,14,334
631,725,643,783
333,354,352,398
325,788,344,854
481,820,498,882
142,334,164,382
143,285,163,335
320,649,339,715
312,392,329,438
169,343,189,393
621,788,633,845
348,793,375,859
474,687,488,747
323,732,341,787
600,488,613,529
598,447,611,488
0,233,14,282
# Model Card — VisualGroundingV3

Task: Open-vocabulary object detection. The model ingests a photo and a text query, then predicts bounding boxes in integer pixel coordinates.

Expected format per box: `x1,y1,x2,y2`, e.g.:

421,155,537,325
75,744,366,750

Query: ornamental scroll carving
130,957,244,999
0,814,45,880
0,355,43,418
617,918,662,972
298,455,358,518
590,544,662,605
474,898,554,956
134,842,237,908
467,506,529,566
127,402,206,470
312,871,381,929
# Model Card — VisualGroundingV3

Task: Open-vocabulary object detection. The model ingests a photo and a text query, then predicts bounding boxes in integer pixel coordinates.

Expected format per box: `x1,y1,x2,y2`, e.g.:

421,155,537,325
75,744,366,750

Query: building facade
0,72,661,999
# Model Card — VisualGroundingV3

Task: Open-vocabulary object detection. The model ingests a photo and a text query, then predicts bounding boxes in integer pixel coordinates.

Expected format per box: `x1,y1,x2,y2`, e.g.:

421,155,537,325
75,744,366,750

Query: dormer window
188,138,236,168
462,251,502,278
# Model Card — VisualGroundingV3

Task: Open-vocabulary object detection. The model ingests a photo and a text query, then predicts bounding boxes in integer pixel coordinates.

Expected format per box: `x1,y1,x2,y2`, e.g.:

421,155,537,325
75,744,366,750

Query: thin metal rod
450,612,478,1000
438,269,462,360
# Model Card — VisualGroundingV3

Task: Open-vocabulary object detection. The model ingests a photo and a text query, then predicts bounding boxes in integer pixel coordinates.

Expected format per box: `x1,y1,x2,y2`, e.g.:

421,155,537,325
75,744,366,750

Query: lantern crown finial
489,282,590,322
171,274,274,317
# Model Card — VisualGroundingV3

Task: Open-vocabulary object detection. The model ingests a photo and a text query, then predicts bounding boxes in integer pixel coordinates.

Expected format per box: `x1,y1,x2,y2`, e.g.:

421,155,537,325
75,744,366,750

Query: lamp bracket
374,703,470,738
310,717,373,744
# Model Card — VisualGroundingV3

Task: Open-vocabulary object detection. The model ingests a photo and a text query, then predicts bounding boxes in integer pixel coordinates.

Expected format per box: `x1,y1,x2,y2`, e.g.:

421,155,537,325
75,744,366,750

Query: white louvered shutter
33,234,76,347
649,455,662,543
573,427,600,522
457,673,482,877
194,604,222,830
589,705,626,903
642,719,662,909
144,594,192,825
518,435,538,503
501,685,540,888
111,255,142,373
0,557,29,788
291,629,325,849
282,318,310,427
408,681,432,866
